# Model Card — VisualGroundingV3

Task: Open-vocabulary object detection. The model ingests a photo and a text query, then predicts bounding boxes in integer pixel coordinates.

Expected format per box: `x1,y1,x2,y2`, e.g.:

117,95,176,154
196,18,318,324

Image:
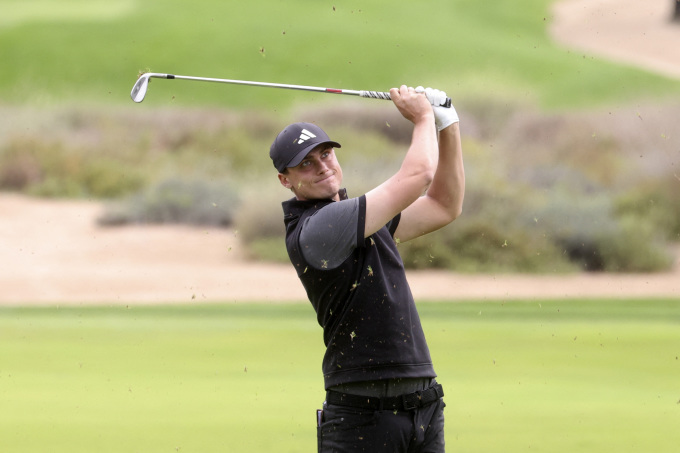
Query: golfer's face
284,146,343,201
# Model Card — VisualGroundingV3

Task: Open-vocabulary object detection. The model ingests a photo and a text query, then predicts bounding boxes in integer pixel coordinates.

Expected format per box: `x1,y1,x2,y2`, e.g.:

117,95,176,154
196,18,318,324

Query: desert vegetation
1,99,677,273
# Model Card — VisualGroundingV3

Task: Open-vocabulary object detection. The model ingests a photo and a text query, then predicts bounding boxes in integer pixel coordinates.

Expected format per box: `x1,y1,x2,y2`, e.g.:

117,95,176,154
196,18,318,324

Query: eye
300,160,311,167
322,150,331,158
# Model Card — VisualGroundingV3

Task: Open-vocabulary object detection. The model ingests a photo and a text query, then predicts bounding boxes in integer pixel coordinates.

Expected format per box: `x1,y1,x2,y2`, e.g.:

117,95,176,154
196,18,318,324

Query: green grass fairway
1,0,679,108
1,299,678,453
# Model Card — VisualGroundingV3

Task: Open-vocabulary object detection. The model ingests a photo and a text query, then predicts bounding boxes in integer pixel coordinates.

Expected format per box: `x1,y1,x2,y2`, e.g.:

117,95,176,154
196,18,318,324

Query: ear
278,173,293,190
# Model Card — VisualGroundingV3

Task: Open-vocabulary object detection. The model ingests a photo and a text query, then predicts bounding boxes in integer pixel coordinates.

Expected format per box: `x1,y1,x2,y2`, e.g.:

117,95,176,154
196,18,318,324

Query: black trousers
317,389,445,452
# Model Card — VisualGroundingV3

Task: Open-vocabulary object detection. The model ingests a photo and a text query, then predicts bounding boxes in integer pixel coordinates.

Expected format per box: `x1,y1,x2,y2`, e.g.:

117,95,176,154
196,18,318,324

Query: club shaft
133,73,452,107
163,73,365,96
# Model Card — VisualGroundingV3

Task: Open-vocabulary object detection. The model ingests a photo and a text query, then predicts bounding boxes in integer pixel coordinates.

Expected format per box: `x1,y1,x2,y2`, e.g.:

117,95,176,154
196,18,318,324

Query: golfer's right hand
390,85,434,124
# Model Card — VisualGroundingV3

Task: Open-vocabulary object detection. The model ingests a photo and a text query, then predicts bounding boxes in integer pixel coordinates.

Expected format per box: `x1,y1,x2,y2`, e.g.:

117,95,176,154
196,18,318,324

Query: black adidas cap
270,122,341,173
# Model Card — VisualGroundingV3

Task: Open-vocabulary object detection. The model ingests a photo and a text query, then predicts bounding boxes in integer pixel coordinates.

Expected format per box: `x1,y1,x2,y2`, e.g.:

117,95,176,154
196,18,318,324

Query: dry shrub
233,182,288,243
0,142,43,189
1,101,677,272
98,177,239,227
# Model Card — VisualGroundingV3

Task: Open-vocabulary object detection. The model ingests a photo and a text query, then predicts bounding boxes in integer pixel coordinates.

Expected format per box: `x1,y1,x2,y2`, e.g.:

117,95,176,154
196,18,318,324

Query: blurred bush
1,101,677,273
530,188,672,272
0,136,146,198
97,177,239,227
615,178,680,242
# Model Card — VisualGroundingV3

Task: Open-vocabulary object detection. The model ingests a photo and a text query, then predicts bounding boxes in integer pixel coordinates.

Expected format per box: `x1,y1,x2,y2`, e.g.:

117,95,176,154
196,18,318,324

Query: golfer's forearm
427,123,465,218
399,117,438,185
363,117,438,237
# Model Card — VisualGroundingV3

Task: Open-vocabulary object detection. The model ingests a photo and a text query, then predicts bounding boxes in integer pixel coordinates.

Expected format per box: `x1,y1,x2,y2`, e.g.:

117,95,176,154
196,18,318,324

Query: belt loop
433,384,441,399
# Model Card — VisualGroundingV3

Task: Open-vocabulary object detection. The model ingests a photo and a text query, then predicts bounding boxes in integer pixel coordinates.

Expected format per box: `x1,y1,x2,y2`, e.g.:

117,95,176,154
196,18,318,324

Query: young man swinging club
270,84,465,452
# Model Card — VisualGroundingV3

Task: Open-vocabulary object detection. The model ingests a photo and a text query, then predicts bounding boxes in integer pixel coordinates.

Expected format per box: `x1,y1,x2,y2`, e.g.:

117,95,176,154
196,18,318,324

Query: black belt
326,383,444,411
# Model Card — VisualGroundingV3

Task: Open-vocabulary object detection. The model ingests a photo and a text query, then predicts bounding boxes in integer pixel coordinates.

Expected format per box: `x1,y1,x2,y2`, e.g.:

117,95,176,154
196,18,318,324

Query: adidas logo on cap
297,129,316,144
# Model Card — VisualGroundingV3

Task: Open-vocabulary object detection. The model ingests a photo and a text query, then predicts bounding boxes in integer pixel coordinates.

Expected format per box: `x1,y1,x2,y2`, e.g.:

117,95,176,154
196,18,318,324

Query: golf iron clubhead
130,73,155,103
130,72,453,108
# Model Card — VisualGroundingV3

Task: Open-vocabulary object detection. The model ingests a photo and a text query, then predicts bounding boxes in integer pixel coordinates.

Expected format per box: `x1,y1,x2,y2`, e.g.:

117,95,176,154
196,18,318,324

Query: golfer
270,85,464,452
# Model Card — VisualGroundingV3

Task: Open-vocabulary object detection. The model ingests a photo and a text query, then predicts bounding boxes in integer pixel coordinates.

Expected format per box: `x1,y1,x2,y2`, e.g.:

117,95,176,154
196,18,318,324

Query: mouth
315,172,335,184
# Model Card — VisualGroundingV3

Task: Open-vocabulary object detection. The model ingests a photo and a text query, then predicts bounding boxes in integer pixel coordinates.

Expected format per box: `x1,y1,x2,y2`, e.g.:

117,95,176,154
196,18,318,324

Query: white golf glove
416,86,459,131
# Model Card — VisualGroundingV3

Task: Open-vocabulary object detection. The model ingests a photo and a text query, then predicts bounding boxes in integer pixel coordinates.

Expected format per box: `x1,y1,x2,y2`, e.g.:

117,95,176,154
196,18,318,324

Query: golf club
130,72,452,107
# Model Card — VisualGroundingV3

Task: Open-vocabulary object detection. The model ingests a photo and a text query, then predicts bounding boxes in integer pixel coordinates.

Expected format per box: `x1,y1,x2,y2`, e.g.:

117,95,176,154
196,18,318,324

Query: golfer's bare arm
363,86,439,238
364,86,464,240
393,122,464,242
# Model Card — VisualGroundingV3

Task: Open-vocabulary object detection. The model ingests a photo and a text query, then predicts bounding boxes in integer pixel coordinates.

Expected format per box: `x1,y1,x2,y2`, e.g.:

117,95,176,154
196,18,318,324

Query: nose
316,159,329,173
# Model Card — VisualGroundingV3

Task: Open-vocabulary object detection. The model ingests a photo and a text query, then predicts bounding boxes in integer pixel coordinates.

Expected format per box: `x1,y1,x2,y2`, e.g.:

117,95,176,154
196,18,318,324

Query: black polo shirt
282,190,436,389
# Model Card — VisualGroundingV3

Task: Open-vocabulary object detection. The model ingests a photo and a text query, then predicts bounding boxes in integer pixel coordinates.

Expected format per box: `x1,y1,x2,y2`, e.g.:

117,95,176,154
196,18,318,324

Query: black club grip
360,90,452,108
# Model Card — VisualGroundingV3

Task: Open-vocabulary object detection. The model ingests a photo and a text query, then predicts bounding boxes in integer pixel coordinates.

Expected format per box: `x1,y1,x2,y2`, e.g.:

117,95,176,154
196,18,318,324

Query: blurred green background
2,0,679,108
2,0,679,273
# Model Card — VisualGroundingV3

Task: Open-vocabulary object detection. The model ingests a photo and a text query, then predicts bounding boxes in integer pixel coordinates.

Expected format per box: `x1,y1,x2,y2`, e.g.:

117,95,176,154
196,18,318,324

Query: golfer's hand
390,85,434,124
416,86,459,131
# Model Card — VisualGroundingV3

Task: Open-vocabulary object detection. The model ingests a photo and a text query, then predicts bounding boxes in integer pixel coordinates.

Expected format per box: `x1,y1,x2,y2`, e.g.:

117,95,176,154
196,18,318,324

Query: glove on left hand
416,86,459,131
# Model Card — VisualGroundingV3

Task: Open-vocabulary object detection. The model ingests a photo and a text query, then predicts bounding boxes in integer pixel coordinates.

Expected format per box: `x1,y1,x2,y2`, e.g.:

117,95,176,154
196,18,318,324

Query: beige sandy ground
550,0,680,80
2,0,680,306
1,194,678,305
